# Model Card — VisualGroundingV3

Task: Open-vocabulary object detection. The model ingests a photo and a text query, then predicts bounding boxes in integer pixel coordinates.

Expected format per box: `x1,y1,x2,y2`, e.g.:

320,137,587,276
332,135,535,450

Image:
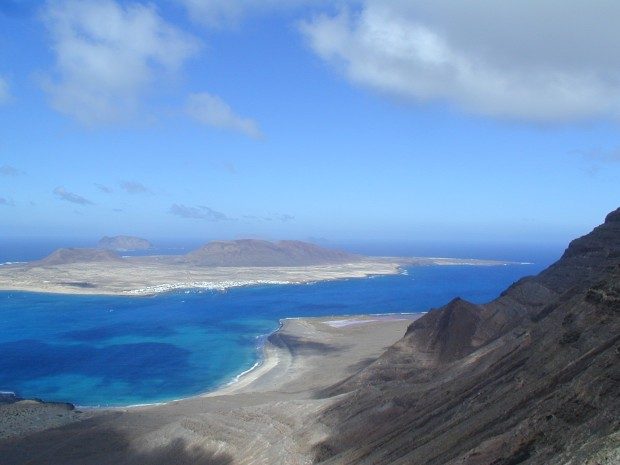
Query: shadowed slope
0,419,233,465
314,208,620,464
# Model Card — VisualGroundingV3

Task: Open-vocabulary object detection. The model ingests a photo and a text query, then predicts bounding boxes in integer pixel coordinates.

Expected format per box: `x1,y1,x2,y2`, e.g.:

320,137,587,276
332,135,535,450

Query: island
0,239,507,296
97,235,153,251
0,208,618,465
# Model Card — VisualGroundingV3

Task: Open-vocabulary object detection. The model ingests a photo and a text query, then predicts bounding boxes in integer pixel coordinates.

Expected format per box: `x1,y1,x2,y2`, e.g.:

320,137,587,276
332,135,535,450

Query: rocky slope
313,208,620,464
184,239,359,266
97,235,153,251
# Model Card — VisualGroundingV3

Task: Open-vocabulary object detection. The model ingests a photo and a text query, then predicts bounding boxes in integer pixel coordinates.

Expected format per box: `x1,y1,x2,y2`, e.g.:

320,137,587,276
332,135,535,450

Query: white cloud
186,92,262,139
42,0,200,125
300,1,620,122
178,0,336,26
0,76,10,104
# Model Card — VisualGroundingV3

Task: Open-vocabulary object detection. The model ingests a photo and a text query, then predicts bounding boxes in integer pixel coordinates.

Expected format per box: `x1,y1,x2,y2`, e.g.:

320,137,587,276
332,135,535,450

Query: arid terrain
2,210,618,464
0,239,506,296
0,257,405,295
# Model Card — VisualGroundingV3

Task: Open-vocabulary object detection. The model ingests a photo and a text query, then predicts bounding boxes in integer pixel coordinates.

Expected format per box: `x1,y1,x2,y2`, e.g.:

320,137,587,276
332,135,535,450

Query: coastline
0,259,405,296
106,312,420,410
0,256,513,296
0,314,418,463
201,312,419,400
102,319,286,409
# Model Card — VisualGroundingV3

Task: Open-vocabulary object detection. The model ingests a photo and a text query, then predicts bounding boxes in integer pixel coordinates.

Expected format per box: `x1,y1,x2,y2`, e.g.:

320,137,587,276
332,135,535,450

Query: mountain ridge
184,239,359,267
313,207,620,464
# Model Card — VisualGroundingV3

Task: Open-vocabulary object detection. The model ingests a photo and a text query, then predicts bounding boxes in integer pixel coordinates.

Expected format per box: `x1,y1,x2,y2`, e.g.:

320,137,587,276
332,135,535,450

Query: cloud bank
300,0,620,122
186,92,262,139
169,203,230,221
42,0,200,125
53,186,93,205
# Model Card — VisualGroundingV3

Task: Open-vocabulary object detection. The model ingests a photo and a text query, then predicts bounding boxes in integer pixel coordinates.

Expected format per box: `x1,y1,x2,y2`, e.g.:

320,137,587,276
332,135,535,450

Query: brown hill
313,208,620,464
35,248,122,266
184,239,359,266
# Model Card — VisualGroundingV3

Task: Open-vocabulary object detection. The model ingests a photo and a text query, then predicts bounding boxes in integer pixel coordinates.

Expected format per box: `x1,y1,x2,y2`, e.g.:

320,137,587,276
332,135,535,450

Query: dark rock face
403,297,482,364
314,207,620,464
98,236,153,251
35,248,122,266
184,239,359,267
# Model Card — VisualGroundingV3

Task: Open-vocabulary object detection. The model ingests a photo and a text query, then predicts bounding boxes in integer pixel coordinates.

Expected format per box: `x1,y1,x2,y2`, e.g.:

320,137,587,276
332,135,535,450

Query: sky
0,0,619,248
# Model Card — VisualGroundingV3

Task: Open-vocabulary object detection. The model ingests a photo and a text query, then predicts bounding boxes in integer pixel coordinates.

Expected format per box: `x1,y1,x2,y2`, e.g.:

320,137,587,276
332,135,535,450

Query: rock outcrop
313,207,620,464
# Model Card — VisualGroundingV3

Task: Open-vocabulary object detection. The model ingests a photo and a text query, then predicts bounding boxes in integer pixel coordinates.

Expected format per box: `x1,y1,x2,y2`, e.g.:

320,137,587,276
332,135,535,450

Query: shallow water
0,262,548,406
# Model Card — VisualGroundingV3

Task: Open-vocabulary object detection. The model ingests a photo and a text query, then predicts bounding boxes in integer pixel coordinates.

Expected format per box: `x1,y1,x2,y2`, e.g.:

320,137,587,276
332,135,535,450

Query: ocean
0,242,562,407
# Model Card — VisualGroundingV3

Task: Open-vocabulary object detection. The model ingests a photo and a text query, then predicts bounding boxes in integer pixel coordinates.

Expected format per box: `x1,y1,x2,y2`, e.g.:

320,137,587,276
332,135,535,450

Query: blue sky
0,0,619,247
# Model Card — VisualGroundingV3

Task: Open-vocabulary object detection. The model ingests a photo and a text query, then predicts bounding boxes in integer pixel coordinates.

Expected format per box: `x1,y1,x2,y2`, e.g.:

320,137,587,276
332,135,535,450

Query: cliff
313,208,620,464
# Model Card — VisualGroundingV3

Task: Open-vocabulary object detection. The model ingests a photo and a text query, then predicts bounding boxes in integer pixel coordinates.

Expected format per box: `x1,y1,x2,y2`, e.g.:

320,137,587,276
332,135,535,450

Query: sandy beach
0,314,418,465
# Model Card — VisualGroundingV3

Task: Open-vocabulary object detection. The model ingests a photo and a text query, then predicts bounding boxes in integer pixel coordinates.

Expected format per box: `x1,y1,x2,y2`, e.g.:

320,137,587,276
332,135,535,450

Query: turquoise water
0,263,547,406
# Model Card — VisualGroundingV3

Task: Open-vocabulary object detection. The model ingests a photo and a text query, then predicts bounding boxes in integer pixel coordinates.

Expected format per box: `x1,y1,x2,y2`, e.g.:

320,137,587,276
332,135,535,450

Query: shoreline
0,273,388,298
90,312,420,410
96,321,285,410
199,312,419,400
0,313,419,462
0,260,404,297
0,256,515,297
0,272,389,298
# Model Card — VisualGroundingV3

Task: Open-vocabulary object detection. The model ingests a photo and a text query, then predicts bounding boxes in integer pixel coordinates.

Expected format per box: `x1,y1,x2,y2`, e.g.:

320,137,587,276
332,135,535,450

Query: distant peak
447,297,467,306
36,248,121,266
604,207,620,224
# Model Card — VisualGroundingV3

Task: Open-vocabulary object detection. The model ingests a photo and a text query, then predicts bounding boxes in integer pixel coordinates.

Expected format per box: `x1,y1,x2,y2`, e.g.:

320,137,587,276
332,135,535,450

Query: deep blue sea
0,240,562,407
